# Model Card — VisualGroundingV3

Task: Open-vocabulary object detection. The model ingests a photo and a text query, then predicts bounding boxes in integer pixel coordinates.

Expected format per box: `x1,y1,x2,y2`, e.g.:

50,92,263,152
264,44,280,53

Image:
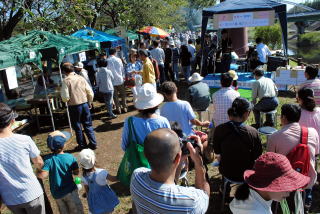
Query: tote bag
117,117,150,186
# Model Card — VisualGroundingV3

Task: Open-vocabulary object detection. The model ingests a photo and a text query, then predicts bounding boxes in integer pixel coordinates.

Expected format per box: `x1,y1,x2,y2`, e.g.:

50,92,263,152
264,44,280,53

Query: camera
181,137,199,155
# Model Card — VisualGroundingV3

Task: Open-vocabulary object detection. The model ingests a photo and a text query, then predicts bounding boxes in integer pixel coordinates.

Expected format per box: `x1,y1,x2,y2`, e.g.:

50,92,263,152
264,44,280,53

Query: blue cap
47,131,71,151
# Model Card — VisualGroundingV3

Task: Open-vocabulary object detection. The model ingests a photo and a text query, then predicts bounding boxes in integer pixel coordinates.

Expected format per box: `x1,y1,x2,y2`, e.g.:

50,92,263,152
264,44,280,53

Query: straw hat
78,149,96,169
74,62,84,69
188,72,203,82
244,152,310,192
134,83,164,110
228,70,238,80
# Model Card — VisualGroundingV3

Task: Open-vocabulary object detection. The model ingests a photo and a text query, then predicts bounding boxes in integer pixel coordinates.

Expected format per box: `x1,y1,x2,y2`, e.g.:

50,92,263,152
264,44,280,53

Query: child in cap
230,152,310,214
37,131,84,214
78,149,119,214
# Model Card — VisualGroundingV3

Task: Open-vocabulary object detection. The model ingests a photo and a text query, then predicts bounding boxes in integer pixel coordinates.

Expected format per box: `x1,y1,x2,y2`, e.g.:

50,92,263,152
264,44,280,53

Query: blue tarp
72,27,125,48
201,0,287,56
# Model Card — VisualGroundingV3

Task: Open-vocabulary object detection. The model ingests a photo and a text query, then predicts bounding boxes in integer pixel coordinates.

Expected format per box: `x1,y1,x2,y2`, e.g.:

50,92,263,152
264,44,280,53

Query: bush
298,31,320,47
254,24,282,49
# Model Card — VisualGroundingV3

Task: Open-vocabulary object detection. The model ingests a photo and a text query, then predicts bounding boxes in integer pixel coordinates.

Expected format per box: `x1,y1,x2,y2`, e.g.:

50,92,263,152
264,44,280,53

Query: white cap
78,149,95,169
74,62,84,69
134,83,164,110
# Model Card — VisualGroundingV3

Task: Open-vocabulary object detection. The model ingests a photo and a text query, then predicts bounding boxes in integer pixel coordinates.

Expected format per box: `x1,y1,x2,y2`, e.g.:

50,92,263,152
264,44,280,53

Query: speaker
267,56,288,72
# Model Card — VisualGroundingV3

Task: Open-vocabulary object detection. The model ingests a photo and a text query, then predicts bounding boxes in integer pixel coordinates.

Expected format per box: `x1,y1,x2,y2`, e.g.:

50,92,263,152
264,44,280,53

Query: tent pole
41,70,55,131
58,65,73,135
200,16,209,76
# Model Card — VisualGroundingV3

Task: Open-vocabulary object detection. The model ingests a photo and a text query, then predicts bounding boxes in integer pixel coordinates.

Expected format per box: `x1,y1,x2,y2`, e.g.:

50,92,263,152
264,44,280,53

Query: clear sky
286,0,306,10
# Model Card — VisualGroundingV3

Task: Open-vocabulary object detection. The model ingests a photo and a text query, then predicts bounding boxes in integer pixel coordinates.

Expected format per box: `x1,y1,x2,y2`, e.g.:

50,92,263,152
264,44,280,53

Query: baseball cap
47,131,71,151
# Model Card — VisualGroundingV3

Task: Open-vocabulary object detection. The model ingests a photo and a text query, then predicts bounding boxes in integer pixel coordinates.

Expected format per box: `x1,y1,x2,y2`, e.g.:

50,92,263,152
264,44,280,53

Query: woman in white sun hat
121,83,170,151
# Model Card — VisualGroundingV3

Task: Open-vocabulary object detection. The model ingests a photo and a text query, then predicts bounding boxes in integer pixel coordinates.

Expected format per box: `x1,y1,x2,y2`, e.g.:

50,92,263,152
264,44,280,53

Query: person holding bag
117,83,170,186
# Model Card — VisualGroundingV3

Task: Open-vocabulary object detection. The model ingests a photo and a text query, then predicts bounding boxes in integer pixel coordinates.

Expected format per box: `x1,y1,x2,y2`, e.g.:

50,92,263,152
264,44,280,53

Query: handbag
117,117,150,186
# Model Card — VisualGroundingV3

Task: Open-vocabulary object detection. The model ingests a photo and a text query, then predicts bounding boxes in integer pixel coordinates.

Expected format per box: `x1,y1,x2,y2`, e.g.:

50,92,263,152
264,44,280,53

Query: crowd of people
1,30,320,214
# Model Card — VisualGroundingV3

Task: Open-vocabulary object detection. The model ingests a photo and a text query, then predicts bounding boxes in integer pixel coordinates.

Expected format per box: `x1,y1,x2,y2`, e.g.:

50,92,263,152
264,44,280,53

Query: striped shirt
130,168,209,214
212,87,240,126
0,134,43,205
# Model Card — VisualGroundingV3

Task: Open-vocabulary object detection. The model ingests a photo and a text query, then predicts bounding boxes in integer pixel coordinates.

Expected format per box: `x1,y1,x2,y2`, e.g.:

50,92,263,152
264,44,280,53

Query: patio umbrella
138,26,169,38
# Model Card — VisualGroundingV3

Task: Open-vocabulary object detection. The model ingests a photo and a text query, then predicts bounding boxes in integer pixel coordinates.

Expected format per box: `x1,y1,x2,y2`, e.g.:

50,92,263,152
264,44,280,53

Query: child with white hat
78,149,119,214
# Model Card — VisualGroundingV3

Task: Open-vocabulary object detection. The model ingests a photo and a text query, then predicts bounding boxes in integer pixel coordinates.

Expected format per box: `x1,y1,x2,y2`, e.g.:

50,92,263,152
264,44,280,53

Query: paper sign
29,51,36,59
213,10,275,29
5,66,18,89
79,52,86,62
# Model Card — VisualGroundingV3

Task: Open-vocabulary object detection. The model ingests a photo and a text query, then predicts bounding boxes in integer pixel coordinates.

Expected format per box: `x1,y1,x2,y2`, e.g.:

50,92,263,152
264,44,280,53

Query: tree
0,0,34,41
254,24,282,49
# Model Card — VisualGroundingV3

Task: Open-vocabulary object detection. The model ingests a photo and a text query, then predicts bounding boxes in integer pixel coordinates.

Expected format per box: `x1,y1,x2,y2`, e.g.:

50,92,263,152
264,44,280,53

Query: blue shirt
121,116,171,151
126,61,142,78
0,134,43,205
42,153,78,199
160,100,196,136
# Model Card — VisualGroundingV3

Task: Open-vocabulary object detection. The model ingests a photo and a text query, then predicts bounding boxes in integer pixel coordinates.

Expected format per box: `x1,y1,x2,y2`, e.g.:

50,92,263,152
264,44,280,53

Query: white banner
6,66,18,89
213,10,275,29
79,52,86,62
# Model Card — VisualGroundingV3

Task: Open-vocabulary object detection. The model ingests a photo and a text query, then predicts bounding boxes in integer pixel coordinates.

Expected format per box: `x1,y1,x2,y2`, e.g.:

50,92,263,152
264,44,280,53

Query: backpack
286,126,310,176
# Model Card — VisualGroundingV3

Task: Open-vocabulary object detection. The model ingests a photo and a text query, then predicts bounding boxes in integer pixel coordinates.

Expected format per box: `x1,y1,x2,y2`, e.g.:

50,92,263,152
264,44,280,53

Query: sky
286,0,306,10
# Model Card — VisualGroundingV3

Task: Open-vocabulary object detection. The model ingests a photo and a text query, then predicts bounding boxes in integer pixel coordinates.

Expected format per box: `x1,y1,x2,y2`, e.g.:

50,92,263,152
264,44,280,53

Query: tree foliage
254,24,282,49
1,0,190,40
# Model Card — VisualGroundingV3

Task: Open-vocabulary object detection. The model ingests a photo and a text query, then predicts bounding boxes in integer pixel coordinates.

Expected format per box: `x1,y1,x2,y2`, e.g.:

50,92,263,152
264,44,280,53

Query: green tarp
105,29,139,40
0,30,100,70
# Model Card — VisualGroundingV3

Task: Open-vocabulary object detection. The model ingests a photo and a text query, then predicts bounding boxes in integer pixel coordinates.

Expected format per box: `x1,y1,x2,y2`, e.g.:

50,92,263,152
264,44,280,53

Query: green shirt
42,153,78,199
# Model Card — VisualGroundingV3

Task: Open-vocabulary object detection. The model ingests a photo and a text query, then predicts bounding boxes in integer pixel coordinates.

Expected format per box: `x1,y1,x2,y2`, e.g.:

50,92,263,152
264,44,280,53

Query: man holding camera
130,128,210,214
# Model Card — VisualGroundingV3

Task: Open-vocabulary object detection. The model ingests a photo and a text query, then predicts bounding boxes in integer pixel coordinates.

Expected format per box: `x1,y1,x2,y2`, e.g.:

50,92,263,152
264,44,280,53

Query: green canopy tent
0,30,101,131
105,28,139,41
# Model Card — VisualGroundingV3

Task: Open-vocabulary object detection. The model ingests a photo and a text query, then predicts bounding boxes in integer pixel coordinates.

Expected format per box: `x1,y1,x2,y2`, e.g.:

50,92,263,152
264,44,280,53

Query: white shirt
230,189,273,214
79,69,92,87
82,168,109,186
187,44,196,61
150,47,165,65
107,55,124,86
212,87,240,126
256,43,271,63
96,67,114,93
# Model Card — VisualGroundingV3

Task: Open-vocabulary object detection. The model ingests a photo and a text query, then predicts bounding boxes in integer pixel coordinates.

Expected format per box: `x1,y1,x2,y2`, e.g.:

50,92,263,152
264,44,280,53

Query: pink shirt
267,123,319,189
300,79,320,106
299,108,320,139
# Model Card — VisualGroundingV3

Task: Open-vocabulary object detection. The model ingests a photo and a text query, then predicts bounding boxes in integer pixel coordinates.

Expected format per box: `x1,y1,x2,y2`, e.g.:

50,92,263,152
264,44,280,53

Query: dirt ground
2,83,320,214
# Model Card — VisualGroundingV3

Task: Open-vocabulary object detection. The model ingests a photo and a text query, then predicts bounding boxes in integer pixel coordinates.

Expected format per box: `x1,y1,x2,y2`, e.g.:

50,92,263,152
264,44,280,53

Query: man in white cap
74,62,92,87
187,72,211,111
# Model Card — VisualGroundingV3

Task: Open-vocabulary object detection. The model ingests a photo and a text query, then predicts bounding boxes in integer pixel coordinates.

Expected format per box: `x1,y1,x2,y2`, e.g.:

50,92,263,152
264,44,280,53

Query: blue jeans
182,66,191,82
69,103,97,147
172,63,179,81
253,97,279,126
158,63,166,83
102,91,115,116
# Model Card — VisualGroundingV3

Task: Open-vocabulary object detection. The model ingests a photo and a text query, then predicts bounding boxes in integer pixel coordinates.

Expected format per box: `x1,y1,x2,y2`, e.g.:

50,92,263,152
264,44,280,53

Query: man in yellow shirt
138,50,156,87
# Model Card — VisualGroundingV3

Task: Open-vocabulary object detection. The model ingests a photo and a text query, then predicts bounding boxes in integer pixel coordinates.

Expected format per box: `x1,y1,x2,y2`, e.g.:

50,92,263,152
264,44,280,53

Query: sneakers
87,143,97,150
122,107,128,113
74,145,87,151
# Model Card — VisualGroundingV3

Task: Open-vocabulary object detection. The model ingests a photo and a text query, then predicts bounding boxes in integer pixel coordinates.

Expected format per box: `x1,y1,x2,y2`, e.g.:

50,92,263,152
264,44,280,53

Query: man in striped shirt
0,103,45,213
130,128,209,214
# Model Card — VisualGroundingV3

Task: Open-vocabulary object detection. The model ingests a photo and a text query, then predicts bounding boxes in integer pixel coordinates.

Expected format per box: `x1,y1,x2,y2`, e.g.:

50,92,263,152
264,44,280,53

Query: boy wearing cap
37,131,84,214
